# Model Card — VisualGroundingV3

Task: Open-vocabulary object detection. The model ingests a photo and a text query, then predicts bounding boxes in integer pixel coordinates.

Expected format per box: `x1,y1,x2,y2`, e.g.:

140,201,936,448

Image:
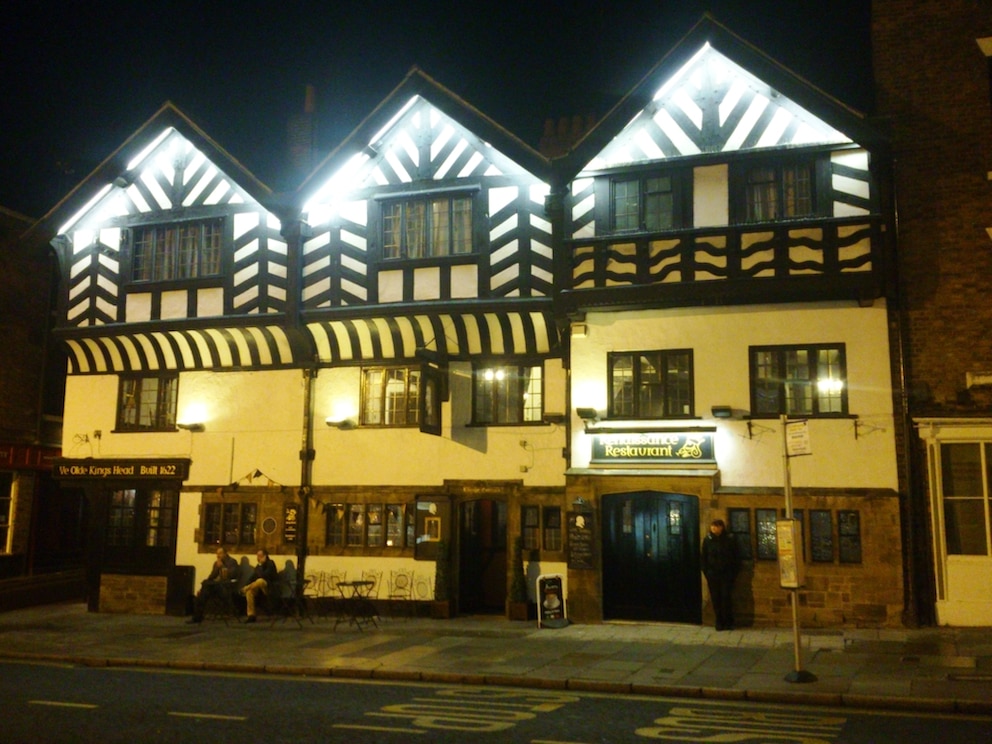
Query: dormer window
737,158,822,223
381,194,473,259
130,218,224,282
605,168,690,233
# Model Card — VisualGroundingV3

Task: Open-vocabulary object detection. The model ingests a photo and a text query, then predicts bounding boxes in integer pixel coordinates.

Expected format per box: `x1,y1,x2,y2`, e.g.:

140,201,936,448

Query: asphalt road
3,661,990,743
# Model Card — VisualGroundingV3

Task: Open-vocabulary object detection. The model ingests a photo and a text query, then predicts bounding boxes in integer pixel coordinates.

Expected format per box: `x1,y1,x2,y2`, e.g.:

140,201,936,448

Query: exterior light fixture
575,407,599,423
176,422,205,432
325,418,357,430
711,405,733,419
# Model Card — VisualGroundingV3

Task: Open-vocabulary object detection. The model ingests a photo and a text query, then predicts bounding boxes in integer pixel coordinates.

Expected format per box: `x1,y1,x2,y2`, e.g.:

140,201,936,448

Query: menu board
537,574,567,628
567,511,594,570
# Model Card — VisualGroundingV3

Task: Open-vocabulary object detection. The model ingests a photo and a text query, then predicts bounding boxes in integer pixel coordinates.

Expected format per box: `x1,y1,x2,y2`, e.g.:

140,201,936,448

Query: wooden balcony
559,215,888,312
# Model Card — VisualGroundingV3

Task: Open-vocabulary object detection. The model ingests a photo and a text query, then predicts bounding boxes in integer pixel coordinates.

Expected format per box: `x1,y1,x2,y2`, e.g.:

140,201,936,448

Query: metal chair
387,569,415,619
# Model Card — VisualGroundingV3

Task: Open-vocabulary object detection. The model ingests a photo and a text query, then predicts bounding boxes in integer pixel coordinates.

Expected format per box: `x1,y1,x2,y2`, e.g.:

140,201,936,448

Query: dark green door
458,499,507,614
602,491,701,623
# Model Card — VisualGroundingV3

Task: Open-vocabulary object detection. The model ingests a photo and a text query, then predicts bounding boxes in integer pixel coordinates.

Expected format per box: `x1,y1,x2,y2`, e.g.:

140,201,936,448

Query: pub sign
589,431,715,465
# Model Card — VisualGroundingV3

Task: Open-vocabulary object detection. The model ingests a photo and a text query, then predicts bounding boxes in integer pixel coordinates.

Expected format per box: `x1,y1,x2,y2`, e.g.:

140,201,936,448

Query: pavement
1,602,991,715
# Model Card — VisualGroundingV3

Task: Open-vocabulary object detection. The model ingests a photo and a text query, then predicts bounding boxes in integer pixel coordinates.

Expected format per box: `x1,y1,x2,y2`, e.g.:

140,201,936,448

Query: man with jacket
701,519,739,631
186,547,239,624
240,548,278,623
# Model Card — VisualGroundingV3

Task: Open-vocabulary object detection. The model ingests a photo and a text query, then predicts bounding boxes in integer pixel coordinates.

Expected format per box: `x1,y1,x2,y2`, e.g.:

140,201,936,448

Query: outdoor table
335,580,378,630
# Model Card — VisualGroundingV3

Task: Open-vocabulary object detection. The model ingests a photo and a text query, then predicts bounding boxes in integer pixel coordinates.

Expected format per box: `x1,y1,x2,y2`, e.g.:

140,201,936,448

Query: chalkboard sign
537,574,567,628
567,511,594,570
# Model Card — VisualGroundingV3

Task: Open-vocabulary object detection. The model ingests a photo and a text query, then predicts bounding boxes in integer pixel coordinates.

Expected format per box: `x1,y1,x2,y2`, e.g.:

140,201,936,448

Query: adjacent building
36,17,910,627
873,0,992,626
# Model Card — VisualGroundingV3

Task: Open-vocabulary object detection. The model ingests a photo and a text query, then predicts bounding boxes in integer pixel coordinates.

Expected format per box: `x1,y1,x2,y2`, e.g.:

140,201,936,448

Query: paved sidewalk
1,603,990,714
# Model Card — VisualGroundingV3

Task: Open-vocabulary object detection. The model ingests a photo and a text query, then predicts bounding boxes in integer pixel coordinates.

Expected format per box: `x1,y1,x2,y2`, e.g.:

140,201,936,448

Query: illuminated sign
589,431,715,464
53,458,190,480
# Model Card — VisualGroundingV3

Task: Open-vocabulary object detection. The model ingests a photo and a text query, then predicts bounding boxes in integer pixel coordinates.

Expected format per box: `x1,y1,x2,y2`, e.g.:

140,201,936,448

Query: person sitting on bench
240,548,278,623
187,547,239,624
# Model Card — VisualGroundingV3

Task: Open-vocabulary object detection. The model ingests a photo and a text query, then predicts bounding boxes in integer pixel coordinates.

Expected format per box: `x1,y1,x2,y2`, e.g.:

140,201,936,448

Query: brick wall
99,574,168,614
873,0,992,411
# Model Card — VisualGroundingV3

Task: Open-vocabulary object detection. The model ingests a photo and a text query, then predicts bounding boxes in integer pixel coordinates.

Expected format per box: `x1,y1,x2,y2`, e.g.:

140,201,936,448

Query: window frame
748,343,848,418
471,362,544,426
104,487,179,572
203,501,258,548
128,217,224,283
116,373,179,432
361,366,421,427
598,166,691,234
607,349,694,419
732,155,827,224
326,502,412,551
376,189,479,261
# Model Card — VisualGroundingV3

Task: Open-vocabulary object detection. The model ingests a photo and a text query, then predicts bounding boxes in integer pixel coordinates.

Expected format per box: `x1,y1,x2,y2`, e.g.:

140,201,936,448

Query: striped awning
62,325,309,374
306,310,559,363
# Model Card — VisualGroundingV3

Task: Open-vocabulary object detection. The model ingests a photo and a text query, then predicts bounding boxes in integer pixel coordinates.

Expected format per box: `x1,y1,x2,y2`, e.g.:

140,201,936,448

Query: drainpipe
297,365,316,588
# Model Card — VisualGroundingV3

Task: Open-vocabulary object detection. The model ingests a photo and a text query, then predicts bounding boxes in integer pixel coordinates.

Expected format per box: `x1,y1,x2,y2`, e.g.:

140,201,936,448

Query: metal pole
781,414,816,683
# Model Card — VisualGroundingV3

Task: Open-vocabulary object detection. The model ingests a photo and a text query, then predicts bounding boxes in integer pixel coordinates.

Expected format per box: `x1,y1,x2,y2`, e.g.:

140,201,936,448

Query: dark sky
1,1,872,219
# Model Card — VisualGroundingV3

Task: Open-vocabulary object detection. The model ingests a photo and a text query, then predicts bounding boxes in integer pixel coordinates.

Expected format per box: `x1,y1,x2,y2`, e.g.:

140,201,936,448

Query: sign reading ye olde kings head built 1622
590,431,715,465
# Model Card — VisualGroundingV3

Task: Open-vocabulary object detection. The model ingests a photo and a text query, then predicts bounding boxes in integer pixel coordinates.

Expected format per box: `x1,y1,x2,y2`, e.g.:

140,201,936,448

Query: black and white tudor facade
41,18,911,627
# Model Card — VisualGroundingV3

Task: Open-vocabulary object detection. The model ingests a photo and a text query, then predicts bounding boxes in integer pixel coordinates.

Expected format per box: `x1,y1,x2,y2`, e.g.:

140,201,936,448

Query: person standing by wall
701,519,739,631
240,549,278,623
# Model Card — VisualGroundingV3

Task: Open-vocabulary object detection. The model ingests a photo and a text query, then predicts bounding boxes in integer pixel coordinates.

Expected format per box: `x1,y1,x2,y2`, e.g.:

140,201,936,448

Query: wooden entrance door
601,491,701,623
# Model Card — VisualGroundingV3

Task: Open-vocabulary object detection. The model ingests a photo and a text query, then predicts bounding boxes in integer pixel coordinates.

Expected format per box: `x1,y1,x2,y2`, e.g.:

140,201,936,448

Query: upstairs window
606,170,688,233
117,374,178,432
608,350,694,419
362,367,420,426
130,218,223,281
742,160,816,222
382,194,473,259
750,344,847,417
473,364,543,425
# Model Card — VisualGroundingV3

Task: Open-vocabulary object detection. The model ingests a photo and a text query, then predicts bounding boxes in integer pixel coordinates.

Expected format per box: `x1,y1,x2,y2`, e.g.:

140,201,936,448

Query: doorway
601,491,701,623
458,499,507,614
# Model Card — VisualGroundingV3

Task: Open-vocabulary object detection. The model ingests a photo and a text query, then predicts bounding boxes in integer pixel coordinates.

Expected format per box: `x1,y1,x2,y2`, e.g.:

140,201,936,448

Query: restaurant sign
590,430,715,465
53,458,190,480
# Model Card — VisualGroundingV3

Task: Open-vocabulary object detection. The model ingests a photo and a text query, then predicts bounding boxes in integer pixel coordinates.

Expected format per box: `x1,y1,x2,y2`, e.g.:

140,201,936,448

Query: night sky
1,0,872,219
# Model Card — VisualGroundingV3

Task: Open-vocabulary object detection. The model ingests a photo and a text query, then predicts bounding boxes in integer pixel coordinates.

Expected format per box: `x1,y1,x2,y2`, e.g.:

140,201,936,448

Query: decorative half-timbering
298,69,559,365
558,20,889,314
47,103,305,374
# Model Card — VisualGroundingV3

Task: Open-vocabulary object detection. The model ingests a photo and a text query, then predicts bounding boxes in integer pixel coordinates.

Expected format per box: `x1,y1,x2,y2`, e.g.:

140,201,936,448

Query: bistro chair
387,569,415,619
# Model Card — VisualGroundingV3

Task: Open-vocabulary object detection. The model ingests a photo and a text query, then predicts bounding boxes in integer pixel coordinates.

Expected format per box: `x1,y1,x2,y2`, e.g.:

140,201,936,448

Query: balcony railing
561,215,886,309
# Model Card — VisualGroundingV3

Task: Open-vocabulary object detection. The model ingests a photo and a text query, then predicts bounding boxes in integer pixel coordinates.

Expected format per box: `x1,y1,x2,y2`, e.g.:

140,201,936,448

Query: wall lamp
176,422,205,432
325,418,357,430
575,407,599,424
711,405,734,419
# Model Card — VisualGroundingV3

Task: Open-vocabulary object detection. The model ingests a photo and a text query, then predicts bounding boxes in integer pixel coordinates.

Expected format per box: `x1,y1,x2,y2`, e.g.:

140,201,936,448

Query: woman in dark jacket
701,519,739,631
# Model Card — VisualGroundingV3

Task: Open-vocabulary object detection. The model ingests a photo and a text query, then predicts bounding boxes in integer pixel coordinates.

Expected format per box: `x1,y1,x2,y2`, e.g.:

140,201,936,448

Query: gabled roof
29,102,274,239
296,67,553,208
558,14,886,181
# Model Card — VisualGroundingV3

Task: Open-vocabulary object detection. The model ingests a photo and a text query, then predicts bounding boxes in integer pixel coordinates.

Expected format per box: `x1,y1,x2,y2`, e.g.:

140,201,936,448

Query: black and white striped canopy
306,310,559,363
63,325,306,374
61,310,559,373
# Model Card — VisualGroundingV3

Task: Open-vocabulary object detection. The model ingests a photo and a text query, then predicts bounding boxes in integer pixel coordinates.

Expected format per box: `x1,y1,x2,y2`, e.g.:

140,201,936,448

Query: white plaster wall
311,363,567,486
569,302,898,489
62,369,306,488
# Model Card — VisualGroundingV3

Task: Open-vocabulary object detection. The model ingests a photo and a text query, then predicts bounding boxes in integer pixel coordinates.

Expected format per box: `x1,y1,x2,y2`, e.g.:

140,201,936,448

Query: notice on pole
785,419,812,457
777,519,806,589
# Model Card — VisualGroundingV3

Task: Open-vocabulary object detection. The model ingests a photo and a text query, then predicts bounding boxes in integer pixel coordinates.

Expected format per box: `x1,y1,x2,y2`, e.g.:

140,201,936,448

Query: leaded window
473,364,543,425
744,161,815,222
131,218,223,281
750,344,847,417
382,195,473,259
362,367,420,426
612,174,677,232
609,350,693,419
117,374,179,431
